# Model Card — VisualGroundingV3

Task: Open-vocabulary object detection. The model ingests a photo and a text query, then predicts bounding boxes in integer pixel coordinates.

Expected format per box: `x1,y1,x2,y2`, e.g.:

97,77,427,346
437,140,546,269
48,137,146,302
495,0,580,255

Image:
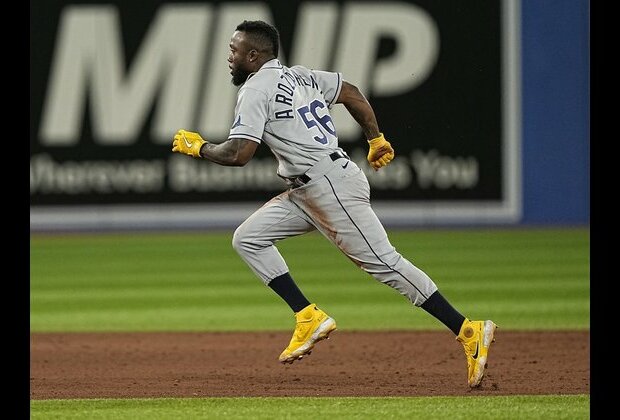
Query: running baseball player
172,20,496,388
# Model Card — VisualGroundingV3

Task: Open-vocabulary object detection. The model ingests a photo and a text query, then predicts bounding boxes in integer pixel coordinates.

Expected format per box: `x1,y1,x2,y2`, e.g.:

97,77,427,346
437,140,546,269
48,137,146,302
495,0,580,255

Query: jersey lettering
281,73,297,90
277,82,294,96
275,93,293,106
275,109,294,119
273,69,326,122
309,75,320,91
297,99,335,144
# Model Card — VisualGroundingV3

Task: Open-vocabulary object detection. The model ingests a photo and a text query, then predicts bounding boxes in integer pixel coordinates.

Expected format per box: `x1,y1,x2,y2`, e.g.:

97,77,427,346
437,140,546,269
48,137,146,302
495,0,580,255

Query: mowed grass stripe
30,228,589,332
31,276,587,303
30,395,590,420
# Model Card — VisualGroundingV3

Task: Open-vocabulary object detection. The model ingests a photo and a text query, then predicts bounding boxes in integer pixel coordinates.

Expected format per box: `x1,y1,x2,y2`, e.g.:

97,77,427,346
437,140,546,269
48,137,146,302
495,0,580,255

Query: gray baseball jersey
230,59,438,307
228,59,345,178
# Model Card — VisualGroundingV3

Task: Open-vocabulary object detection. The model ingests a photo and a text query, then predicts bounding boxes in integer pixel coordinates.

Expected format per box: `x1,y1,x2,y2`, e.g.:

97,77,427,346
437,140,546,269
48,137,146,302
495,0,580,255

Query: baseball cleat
278,303,337,364
456,319,497,388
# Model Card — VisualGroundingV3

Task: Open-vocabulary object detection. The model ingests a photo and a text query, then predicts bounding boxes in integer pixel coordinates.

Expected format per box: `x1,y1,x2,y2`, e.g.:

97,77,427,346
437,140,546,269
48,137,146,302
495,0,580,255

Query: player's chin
231,69,250,86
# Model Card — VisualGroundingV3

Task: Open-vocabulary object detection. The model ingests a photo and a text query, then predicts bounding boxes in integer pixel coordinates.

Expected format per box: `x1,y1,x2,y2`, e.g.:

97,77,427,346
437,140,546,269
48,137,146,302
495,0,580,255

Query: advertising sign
30,0,521,229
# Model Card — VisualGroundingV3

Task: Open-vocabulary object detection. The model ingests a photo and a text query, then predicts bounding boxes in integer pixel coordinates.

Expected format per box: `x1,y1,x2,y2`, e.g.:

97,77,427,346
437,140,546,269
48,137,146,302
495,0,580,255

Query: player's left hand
172,129,207,158
367,133,395,170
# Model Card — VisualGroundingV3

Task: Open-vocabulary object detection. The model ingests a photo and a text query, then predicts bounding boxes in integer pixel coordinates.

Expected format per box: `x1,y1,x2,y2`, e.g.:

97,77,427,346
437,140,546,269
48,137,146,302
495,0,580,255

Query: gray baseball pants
232,155,438,306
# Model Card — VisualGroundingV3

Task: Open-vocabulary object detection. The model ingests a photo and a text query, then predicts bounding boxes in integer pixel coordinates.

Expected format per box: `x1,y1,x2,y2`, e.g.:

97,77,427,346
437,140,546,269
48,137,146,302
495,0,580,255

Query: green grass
30,227,589,332
30,395,590,419
30,228,590,417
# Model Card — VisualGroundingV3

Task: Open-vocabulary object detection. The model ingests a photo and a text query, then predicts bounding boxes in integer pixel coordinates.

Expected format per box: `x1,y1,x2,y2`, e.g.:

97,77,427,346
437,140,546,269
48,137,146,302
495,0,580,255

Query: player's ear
248,49,258,62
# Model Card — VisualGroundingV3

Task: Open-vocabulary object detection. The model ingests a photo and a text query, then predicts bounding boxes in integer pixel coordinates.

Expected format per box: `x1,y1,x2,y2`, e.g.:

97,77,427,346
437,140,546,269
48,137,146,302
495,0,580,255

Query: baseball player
172,20,496,387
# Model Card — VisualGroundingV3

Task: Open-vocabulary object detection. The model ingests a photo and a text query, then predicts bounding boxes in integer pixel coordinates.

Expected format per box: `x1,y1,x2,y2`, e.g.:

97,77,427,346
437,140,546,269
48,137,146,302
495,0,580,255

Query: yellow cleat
279,304,337,364
456,319,497,387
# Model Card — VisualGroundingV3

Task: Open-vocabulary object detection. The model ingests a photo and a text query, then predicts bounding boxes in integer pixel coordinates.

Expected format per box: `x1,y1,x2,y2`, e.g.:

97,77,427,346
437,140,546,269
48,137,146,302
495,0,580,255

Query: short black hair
236,20,280,58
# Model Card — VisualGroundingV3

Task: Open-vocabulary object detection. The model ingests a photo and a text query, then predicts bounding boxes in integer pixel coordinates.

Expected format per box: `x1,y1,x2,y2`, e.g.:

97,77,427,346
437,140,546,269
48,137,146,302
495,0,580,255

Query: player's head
229,20,280,86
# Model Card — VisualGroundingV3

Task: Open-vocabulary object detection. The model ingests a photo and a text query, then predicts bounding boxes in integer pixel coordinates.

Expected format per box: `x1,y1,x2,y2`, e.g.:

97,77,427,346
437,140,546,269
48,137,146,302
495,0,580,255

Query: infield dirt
30,330,589,399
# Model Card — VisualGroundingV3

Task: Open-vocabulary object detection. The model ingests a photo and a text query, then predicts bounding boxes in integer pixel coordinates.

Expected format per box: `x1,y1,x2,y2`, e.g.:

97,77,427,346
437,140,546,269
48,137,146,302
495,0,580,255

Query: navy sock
268,273,311,313
420,290,466,336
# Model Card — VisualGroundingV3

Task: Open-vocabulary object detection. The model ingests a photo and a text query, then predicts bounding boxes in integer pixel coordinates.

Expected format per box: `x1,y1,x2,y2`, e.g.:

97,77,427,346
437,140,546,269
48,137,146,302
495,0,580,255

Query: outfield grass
30,395,589,419
30,227,589,332
30,228,590,417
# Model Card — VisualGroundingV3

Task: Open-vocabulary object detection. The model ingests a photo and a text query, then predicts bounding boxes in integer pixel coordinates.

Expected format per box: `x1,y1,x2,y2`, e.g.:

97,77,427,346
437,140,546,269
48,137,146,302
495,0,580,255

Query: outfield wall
521,0,589,224
30,0,589,231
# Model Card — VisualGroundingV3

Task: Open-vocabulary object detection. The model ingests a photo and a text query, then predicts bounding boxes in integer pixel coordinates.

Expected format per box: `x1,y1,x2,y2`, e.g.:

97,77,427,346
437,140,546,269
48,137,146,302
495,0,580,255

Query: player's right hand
172,129,207,158
367,133,395,170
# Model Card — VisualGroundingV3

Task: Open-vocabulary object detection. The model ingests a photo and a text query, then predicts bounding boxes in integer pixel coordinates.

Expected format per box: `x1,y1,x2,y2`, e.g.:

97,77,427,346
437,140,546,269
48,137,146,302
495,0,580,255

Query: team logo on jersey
231,115,246,129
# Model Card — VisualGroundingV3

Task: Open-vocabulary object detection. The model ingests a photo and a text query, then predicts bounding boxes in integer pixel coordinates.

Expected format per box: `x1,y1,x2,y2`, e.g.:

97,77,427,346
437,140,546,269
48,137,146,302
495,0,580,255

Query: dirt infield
30,330,589,399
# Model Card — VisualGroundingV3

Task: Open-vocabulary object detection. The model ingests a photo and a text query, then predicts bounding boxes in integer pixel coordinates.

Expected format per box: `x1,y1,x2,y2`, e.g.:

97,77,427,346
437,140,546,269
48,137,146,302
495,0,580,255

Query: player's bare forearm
199,138,259,166
336,81,380,140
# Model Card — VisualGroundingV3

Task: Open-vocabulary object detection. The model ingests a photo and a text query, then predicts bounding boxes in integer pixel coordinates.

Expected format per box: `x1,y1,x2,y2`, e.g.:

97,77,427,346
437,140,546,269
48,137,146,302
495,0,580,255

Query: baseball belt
283,150,350,188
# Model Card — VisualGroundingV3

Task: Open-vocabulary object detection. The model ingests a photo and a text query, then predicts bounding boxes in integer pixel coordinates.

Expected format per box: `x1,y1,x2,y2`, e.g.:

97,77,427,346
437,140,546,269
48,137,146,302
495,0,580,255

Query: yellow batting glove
172,129,207,158
367,133,395,170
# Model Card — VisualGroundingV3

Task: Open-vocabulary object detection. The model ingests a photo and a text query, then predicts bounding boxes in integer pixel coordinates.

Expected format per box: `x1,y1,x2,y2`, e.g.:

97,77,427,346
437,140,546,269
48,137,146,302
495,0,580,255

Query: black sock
420,290,466,336
268,273,311,313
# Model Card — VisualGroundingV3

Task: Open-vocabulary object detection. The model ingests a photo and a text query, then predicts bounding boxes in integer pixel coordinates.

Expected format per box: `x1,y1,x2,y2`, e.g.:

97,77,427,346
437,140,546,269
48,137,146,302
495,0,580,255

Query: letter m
39,4,211,145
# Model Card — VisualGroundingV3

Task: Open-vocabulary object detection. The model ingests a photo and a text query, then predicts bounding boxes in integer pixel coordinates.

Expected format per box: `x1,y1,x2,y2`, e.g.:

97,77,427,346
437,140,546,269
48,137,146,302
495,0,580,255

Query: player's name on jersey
274,69,322,119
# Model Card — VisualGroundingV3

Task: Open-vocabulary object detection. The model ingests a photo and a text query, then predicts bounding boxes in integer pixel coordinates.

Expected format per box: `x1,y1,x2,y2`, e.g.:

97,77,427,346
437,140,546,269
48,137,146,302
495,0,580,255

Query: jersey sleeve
228,86,269,143
312,70,343,109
